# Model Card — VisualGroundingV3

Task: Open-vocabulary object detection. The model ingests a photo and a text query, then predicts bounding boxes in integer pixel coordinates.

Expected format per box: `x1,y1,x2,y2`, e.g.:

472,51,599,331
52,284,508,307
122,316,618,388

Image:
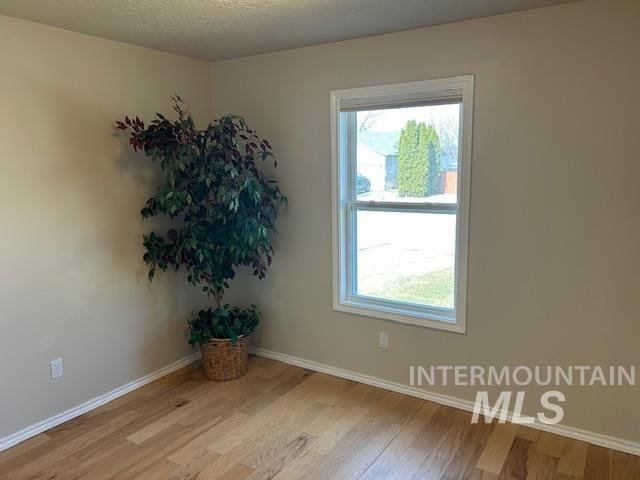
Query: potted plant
116,96,286,381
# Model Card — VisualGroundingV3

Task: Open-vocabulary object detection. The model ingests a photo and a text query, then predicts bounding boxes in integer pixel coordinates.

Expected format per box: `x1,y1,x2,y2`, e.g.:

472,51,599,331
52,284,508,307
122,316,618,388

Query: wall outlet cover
50,358,63,379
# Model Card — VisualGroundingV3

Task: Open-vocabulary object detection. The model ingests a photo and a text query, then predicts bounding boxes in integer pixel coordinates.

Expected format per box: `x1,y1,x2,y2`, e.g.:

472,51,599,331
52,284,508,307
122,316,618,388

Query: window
331,76,473,333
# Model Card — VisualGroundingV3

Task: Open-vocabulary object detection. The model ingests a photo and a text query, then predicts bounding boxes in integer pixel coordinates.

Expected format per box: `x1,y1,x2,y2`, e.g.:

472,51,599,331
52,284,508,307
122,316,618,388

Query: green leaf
122,99,284,340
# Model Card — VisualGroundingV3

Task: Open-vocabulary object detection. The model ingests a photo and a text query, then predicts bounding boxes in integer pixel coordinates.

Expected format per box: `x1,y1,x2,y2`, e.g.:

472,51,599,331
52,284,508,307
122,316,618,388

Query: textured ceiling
0,0,579,61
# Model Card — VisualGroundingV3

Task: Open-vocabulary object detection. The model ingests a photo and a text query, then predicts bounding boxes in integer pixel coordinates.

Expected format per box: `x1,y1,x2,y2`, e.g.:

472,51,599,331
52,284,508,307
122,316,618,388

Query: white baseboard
3,347,637,457
0,351,201,452
250,346,640,457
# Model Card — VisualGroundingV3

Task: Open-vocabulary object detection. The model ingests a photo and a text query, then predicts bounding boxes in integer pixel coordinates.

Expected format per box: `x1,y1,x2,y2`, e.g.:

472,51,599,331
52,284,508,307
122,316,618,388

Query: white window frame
331,76,473,334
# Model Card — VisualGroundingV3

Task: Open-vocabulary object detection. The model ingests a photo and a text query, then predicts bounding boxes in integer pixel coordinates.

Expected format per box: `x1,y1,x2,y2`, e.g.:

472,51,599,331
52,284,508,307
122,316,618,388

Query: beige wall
0,16,211,437
209,0,640,443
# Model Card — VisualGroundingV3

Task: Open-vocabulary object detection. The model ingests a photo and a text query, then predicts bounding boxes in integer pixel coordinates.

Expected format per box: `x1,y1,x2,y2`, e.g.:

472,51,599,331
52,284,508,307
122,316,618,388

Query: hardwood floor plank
239,391,280,416
126,386,231,444
199,400,323,478
0,434,51,464
252,359,291,379
583,444,610,480
475,422,518,475
270,450,323,480
196,452,250,480
611,450,640,480
237,426,315,471
497,437,532,480
207,374,344,456
410,452,456,480
409,404,467,452
517,426,541,442
536,432,564,458
96,422,216,480
130,458,180,480
243,432,313,479
167,449,220,480
526,441,559,480
213,463,254,480
355,391,423,435
6,411,141,480
45,438,135,480
268,368,314,396
557,439,588,478
168,413,251,465
410,422,469,479
309,405,369,455
304,383,380,437
317,427,401,480
480,471,500,480
440,416,495,480
358,402,438,480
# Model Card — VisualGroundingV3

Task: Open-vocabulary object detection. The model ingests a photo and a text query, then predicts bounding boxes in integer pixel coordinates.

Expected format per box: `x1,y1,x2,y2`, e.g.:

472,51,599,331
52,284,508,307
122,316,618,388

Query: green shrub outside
397,120,441,197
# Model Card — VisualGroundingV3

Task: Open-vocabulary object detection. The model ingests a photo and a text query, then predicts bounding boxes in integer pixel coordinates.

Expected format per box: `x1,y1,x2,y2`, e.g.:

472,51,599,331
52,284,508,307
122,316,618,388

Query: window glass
355,103,460,204
355,210,456,309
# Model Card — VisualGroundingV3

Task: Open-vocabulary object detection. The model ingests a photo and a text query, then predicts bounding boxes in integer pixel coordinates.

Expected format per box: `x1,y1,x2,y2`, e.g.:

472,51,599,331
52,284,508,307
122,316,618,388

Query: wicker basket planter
200,336,249,381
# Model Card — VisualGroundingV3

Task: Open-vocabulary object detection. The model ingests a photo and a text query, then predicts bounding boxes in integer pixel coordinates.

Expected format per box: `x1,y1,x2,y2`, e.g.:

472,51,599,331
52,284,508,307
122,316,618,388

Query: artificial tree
117,96,286,345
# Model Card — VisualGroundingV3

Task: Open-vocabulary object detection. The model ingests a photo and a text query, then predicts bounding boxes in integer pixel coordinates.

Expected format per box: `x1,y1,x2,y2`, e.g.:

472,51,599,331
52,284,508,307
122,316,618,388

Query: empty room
0,0,638,478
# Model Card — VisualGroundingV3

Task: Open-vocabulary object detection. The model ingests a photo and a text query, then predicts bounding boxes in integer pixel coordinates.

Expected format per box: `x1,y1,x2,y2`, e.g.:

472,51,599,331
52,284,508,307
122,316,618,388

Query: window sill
334,296,466,334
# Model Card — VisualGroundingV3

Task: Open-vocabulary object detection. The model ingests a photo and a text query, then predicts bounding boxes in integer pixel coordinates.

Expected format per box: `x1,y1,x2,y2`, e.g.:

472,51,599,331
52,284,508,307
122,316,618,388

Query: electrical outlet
378,332,388,348
50,358,64,379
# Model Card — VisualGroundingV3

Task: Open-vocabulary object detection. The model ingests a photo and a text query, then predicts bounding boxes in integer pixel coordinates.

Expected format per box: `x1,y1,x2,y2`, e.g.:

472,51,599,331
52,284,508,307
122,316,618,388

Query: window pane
355,103,460,203
355,210,456,309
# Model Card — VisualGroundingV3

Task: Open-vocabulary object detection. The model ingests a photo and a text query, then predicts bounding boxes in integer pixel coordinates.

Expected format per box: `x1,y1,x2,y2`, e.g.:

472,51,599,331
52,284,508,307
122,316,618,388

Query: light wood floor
1,357,638,480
